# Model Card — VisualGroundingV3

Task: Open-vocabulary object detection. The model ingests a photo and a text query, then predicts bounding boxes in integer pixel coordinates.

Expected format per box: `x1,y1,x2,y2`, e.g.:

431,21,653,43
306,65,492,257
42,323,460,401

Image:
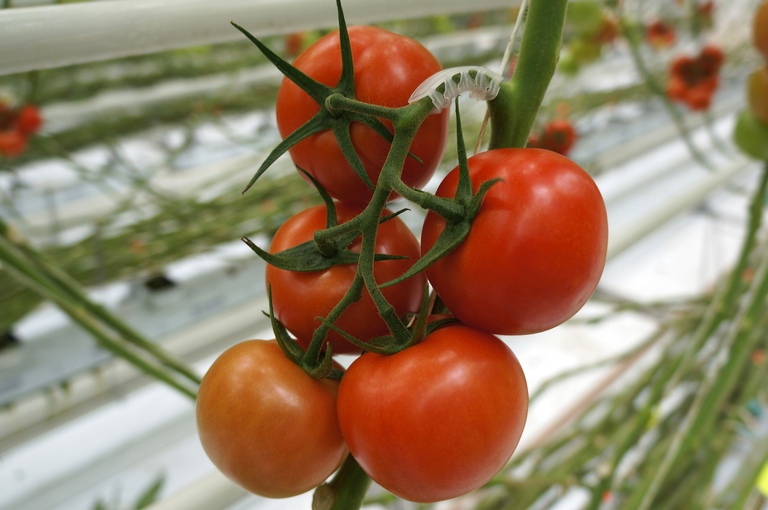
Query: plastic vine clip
408,66,505,114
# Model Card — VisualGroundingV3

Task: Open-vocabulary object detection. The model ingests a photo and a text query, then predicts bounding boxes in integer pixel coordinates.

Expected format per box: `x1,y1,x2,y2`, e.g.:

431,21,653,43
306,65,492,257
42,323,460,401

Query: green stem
619,17,711,169
324,456,372,510
0,220,201,385
488,0,568,150
0,240,197,399
325,94,400,121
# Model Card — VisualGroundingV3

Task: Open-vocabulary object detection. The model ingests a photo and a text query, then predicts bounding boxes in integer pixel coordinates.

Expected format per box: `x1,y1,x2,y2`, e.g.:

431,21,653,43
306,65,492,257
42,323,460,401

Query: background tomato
541,119,577,155
734,109,768,160
276,26,450,205
748,67,768,124
196,340,348,498
755,1,768,60
0,130,27,157
337,324,528,503
421,148,608,336
16,105,43,136
266,202,425,354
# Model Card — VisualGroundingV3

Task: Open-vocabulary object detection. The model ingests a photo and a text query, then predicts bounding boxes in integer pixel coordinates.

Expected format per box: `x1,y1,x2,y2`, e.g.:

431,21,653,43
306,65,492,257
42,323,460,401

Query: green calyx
381,99,501,290
232,0,418,196
266,283,344,380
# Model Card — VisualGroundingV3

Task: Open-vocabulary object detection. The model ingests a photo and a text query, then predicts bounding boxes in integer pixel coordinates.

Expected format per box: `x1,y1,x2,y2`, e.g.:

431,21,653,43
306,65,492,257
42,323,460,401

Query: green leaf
332,121,376,191
134,475,165,509
380,219,471,288
334,0,355,97
296,167,337,228
467,178,503,220
407,282,431,346
266,284,304,364
242,112,327,194
306,343,334,379
243,236,407,273
231,22,332,104
454,98,473,204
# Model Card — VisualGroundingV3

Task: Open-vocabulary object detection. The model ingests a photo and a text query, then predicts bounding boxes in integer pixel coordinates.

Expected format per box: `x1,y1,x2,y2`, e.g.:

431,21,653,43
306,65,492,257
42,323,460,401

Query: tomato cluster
734,1,768,160
0,103,43,158
666,46,724,111
197,8,607,505
527,118,578,156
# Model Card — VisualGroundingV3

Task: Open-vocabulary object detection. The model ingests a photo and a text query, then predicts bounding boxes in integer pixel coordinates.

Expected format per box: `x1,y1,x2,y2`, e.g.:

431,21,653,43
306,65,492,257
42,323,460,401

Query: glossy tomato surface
267,202,425,354
421,149,608,335
276,26,450,205
196,340,348,498
337,324,528,503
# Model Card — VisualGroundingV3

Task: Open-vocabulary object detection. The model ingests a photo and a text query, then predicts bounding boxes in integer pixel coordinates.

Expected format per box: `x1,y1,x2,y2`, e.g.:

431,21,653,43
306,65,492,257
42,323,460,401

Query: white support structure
0,0,519,76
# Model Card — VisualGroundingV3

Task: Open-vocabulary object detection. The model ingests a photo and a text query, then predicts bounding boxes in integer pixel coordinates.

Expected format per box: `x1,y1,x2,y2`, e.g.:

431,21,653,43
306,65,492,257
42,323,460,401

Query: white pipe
0,0,519,76
144,471,248,510
606,158,753,261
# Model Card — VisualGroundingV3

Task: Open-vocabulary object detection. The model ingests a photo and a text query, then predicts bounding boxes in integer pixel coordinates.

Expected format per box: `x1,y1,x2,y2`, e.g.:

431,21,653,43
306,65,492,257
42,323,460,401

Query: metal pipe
0,0,519,76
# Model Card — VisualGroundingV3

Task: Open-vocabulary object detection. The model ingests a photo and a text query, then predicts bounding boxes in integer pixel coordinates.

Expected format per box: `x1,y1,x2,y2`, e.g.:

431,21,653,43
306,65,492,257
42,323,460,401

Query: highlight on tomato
421,148,608,336
196,340,348,498
266,202,425,354
337,323,528,503
276,26,450,205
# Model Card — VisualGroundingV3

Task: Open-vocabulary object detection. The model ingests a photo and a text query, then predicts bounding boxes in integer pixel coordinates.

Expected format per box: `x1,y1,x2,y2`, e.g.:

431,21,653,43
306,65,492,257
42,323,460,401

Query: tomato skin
421,149,608,336
755,1,768,59
337,324,528,503
16,105,42,135
748,67,768,124
276,26,450,205
196,340,348,498
266,202,425,354
0,130,27,157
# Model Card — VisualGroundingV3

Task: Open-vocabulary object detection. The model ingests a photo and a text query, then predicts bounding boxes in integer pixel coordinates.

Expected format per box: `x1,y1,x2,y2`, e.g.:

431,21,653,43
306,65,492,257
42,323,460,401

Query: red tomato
421,149,608,336
748,67,768,125
0,130,27,157
276,26,450,205
337,324,528,503
285,32,306,57
666,75,688,101
16,105,42,135
646,20,676,48
541,119,577,155
685,83,714,111
756,1,768,59
266,202,425,354
196,340,348,498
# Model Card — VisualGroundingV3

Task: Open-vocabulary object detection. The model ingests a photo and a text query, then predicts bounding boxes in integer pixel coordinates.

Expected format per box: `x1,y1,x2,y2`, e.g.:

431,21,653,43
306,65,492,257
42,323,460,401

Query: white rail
0,0,519,76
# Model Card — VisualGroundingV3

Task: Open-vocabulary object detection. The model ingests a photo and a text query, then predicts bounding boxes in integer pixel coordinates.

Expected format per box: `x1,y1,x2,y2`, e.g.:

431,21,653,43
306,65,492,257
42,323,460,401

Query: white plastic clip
408,66,505,114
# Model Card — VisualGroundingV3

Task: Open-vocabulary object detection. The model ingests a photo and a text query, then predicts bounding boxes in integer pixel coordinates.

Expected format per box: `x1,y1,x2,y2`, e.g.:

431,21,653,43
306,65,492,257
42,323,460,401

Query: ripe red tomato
421,149,608,336
276,26,450,205
0,130,27,157
541,119,577,155
337,324,528,503
196,340,348,498
266,202,425,354
748,67,768,124
16,105,42,135
757,1,768,59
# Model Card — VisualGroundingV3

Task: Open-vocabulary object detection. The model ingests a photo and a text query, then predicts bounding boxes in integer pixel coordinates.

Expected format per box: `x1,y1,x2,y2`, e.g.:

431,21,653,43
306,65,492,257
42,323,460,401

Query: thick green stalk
488,0,568,150
325,456,372,510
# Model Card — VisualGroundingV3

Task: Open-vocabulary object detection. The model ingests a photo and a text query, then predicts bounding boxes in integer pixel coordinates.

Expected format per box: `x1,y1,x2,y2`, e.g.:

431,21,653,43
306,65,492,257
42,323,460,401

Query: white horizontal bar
0,0,519,76
144,471,248,510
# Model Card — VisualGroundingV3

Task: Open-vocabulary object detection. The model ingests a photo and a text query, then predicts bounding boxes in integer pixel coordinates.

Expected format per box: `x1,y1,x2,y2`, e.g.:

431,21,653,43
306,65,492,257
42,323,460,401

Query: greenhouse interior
2,0,768,509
